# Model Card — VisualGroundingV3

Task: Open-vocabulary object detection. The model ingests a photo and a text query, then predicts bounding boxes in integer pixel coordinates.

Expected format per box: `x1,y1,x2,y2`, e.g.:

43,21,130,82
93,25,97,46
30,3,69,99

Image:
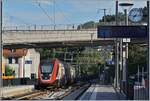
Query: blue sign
98,26,147,38
107,60,114,65
25,60,32,64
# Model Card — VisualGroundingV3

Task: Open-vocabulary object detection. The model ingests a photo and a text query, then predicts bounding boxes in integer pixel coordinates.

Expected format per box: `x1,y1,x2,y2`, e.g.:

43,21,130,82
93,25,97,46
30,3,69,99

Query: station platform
79,83,122,100
1,85,34,98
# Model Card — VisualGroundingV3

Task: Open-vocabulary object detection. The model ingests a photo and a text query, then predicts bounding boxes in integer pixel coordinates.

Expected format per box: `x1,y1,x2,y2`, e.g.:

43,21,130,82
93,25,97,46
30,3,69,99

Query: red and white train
35,58,76,89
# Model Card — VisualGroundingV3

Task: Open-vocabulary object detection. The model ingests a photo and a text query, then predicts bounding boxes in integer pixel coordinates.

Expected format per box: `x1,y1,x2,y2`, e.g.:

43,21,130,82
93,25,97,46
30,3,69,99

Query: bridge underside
3,40,114,49
3,38,147,49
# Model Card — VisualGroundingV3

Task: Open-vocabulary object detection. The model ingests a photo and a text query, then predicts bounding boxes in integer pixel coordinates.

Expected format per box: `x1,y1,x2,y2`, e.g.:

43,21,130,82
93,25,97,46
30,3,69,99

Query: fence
3,22,144,31
134,85,148,100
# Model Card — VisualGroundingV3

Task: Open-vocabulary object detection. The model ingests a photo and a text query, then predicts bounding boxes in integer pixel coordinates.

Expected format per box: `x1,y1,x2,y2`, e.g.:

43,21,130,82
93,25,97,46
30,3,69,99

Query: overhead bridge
3,29,115,48
2,26,146,48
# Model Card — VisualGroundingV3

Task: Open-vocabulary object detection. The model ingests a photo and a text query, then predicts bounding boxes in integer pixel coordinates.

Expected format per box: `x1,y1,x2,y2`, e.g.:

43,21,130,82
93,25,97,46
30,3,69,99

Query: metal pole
147,1,149,99
125,9,128,25
120,37,123,91
98,9,107,24
116,1,119,25
115,0,119,89
124,9,129,99
0,0,2,99
23,49,25,78
104,9,106,23
91,33,94,48
53,0,55,30
71,53,73,63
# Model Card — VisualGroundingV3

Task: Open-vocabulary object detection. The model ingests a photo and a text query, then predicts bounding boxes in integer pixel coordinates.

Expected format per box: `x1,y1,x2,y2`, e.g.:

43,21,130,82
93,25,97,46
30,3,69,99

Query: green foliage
99,12,125,22
77,21,96,29
36,46,113,76
36,48,52,59
78,6,148,29
75,47,112,75
141,6,148,22
78,12,125,29
5,65,15,76
128,44,147,75
36,47,85,60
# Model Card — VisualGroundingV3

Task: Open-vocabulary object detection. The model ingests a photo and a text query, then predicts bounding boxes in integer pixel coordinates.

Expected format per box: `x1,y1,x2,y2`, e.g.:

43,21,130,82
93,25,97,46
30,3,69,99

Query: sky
3,0,147,26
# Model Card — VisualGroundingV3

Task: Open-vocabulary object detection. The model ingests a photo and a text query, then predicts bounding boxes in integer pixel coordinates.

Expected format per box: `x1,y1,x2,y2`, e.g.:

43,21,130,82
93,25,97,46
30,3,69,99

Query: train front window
41,64,53,73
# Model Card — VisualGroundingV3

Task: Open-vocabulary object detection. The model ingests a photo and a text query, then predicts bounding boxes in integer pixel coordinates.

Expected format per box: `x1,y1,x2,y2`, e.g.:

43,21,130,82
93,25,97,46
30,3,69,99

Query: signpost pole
125,9,128,99
115,0,119,89
147,0,149,99
121,8,129,99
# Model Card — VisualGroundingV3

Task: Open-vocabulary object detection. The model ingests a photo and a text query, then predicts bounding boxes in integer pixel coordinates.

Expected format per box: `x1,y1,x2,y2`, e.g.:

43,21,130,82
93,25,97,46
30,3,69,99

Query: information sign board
97,26,147,38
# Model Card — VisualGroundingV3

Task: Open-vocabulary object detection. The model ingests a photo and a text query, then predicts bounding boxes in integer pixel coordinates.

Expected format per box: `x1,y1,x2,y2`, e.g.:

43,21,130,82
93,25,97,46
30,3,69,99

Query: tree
36,47,85,61
77,21,96,29
128,44,147,75
142,6,148,22
77,12,125,29
99,12,125,22
75,46,112,76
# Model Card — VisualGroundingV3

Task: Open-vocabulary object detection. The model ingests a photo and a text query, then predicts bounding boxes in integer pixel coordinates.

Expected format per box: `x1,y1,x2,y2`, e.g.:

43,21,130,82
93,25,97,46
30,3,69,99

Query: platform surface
79,83,119,100
1,85,34,98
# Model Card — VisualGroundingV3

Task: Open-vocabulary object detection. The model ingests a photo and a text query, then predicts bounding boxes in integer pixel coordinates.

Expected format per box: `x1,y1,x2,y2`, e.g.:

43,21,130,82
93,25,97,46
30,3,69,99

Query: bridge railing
3,24,79,31
2,23,111,31
2,22,145,31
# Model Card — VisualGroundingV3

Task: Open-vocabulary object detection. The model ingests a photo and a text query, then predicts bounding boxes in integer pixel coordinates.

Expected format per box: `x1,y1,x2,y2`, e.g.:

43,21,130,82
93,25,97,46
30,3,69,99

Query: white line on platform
90,84,97,100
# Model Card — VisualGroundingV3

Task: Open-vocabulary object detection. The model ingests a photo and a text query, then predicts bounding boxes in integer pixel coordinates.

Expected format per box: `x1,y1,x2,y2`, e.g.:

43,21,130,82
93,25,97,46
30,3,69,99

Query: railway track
2,82,90,100
16,91,47,100
2,90,47,100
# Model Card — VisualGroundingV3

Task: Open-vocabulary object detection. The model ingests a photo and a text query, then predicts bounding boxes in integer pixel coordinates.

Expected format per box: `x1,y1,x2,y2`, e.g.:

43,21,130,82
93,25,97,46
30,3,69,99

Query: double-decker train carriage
35,58,76,89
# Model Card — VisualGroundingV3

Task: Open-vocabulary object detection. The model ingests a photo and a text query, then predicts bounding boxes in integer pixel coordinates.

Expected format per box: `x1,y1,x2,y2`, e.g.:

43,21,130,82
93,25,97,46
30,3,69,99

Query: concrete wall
25,49,40,78
3,30,97,44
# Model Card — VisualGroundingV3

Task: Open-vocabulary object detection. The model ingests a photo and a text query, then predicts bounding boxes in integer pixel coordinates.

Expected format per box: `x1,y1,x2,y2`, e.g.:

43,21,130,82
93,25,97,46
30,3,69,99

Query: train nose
41,73,51,80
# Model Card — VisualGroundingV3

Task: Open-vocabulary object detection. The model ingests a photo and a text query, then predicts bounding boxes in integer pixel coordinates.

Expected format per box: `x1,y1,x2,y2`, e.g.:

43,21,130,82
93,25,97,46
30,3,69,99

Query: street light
119,3,133,25
119,2,133,99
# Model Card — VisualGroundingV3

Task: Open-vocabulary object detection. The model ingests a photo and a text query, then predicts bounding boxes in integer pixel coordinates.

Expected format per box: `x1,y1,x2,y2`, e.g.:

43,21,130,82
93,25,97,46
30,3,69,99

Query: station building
2,48,40,80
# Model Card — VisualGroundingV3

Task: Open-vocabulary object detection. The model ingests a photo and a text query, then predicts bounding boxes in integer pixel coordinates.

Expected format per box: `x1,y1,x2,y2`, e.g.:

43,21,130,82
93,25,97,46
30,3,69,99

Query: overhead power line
37,3,54,24
54,3,72,24
4,13,34,26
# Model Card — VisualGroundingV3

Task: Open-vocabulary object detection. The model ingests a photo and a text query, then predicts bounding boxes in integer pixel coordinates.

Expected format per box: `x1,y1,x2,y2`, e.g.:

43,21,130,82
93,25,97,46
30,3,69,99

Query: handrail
2,22,145,31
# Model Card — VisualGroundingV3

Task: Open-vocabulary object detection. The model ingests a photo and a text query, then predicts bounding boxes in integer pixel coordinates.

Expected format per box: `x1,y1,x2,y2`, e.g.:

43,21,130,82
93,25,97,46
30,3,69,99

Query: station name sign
97,25,147,38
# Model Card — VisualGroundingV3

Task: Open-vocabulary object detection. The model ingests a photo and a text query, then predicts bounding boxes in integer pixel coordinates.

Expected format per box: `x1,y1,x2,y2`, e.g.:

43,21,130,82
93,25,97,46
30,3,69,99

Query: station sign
97,25,147,38
25,60,32,64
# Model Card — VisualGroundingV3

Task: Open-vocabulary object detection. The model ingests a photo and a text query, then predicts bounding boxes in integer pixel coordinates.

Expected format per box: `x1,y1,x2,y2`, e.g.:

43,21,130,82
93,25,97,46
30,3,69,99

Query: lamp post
119,2,133,99
147,1,149,99
115,0,119,89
